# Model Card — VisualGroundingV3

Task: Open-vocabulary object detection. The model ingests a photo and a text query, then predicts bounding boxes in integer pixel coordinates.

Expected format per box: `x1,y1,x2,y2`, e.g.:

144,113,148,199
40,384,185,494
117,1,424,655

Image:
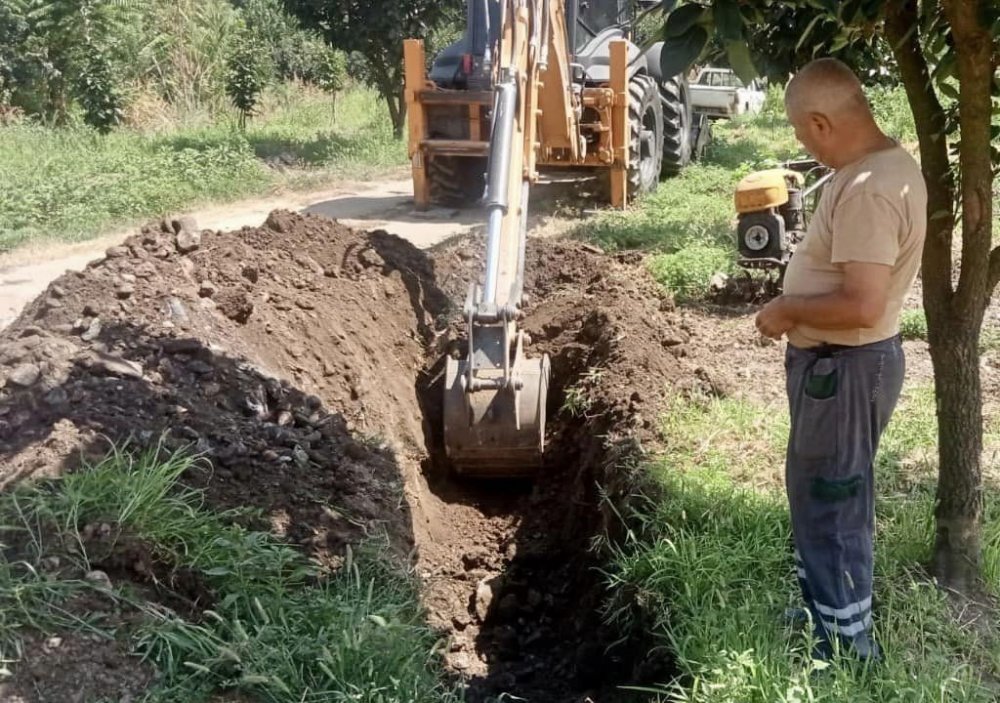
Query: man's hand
756,297,795,339
756,262,893,340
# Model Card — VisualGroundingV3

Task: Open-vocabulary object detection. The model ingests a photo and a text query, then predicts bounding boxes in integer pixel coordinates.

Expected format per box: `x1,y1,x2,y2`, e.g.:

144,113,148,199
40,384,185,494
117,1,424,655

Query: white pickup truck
688,67,766,119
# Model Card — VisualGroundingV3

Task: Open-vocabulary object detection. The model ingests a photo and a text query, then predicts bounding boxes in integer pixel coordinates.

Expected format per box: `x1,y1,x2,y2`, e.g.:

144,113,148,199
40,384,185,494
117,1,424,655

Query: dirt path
0,175,484,331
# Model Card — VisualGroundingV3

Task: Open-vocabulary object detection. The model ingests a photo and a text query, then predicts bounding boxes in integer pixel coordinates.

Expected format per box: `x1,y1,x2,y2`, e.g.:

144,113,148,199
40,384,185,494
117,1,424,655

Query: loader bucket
442,353,550,477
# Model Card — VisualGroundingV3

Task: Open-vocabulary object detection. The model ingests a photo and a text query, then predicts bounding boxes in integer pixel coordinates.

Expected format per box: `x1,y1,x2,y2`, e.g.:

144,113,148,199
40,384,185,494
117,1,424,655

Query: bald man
755,58,927,663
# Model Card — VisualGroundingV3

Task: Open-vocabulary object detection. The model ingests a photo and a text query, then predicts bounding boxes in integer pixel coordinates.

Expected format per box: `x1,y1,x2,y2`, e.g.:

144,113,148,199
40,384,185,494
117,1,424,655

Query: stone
242,265,259,283
44,388,69,406
475,578,495,622
85,570,112,589
296,298,315,310
50,285,67,299
292,445,309,468
81,318,103,342
277,411,294,427
199,281,217,298
91,353,143,379
162,338,201,354
105,246,129,258
116,283,134,299
175,226,202,254
167,297,190,325
359,249,385,268
187,360,213,375
7,364,41,388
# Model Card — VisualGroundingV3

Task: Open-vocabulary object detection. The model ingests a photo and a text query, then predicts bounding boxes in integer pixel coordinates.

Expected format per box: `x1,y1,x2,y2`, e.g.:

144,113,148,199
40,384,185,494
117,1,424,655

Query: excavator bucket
443,350,550,477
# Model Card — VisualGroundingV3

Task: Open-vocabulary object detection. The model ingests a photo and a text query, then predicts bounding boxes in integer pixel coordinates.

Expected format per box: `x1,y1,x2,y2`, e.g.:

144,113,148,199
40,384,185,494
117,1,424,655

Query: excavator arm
405,0,631,476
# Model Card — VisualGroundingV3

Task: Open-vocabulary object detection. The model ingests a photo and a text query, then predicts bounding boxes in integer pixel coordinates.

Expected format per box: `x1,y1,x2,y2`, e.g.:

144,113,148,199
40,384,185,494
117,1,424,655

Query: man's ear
809,112,832,135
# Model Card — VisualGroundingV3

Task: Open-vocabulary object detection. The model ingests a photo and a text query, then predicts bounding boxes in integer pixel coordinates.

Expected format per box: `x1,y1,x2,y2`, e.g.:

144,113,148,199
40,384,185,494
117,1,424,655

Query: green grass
577,89,803,300
0,442,458,702
899,308,928,341
0,86,406,252
603,387,1000,702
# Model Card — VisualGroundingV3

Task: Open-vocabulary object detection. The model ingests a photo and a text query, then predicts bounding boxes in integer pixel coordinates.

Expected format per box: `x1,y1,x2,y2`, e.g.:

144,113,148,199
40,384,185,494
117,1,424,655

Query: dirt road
0,177,483,331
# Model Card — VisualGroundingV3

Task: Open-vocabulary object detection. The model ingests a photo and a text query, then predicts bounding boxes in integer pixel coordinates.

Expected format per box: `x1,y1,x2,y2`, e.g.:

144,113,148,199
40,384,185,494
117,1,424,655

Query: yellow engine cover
734,169,804,213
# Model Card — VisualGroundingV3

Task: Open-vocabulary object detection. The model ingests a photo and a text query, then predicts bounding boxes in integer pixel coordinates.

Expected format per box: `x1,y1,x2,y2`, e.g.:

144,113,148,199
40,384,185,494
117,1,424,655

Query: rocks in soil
6,363,41,387
174,217,201,253
85,570,112,590
88,353,143,379
475,577,496,622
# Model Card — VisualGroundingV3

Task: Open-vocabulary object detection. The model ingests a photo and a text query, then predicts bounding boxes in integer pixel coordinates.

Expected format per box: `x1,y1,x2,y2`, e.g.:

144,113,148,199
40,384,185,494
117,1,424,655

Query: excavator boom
404,0,672,477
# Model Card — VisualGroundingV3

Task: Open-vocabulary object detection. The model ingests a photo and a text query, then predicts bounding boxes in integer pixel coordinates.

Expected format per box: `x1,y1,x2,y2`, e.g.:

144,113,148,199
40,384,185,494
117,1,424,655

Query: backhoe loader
403,0,708,477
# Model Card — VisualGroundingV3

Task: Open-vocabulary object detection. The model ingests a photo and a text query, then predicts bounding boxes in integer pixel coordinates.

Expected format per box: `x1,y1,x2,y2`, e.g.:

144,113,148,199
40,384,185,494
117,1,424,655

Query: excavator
403,0,708,477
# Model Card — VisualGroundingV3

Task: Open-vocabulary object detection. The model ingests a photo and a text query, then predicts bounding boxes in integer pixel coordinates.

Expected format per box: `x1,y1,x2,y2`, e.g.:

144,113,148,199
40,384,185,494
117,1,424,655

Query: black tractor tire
626,74,664,200
427,155,487,208
660,76,693,177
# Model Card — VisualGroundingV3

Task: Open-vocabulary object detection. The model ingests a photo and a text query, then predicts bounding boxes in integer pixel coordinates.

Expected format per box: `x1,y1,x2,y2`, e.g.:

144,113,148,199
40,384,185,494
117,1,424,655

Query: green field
0,86,406,253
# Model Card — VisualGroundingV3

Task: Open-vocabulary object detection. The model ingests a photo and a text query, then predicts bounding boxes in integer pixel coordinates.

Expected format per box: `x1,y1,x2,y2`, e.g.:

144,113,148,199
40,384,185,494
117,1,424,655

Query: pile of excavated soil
0,211,729,703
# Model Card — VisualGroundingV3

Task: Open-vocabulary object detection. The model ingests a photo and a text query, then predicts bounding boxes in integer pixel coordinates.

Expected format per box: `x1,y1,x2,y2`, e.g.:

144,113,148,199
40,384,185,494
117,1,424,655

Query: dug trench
0,211,726,702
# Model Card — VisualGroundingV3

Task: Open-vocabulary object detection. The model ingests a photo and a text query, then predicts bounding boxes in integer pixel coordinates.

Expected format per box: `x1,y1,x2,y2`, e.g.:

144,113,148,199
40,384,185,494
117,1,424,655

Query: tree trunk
371,64,406,140
887,0,995,594
929,327,983,592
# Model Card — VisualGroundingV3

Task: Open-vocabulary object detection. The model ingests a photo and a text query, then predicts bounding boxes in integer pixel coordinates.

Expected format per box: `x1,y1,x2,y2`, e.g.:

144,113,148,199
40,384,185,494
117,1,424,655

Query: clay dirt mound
0,210,727,703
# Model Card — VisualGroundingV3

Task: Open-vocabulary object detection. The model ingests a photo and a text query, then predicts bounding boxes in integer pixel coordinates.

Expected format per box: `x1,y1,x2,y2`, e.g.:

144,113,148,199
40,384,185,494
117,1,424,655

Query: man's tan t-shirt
782,144,927,348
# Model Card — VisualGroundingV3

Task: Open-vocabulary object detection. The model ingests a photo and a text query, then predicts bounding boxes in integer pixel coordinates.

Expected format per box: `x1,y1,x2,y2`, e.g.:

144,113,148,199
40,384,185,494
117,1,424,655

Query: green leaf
660,25,708,77
806,0,840,12
830,32,851,52
713,0,743,41
725,40,756,85
664,3,706,38
938,81,959,101
368,614,389,627
795,14,823,54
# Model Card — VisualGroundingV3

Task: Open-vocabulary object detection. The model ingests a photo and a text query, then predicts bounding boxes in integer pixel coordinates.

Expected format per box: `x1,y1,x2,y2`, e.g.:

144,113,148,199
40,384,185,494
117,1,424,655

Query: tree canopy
282,0,463,138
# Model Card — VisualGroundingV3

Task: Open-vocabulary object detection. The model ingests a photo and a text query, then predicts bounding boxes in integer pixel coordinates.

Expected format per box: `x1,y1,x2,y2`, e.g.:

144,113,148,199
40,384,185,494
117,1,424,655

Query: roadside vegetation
603,387,1000,702
0,0,439,253
0,86,403,252
0,442,458,702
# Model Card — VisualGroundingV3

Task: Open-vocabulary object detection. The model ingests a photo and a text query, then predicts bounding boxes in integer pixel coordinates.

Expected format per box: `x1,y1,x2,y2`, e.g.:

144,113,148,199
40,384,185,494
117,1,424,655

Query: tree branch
883,0,955,316
942,0,996,318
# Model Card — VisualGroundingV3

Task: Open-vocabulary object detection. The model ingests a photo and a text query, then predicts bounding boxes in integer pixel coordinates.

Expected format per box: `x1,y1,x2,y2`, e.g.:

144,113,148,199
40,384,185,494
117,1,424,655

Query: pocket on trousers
792,357,839,461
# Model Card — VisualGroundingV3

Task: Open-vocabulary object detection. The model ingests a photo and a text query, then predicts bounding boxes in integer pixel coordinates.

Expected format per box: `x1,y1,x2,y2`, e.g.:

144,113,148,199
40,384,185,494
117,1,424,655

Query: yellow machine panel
734,169,803,213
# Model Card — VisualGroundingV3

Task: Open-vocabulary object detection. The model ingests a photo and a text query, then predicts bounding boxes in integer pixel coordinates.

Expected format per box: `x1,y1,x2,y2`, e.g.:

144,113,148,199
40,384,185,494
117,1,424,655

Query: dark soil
0,211,729,702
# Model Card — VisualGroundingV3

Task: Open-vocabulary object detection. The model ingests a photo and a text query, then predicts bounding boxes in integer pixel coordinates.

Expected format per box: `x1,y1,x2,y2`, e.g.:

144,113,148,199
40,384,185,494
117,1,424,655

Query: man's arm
756,261,892,339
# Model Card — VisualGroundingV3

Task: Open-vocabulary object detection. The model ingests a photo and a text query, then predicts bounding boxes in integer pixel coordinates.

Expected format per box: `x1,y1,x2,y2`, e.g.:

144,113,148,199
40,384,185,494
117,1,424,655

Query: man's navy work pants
784,334,904,661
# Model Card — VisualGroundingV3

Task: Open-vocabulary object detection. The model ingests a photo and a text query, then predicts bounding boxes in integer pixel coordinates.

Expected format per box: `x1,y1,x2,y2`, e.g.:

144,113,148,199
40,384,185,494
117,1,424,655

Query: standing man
755,58,927,663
